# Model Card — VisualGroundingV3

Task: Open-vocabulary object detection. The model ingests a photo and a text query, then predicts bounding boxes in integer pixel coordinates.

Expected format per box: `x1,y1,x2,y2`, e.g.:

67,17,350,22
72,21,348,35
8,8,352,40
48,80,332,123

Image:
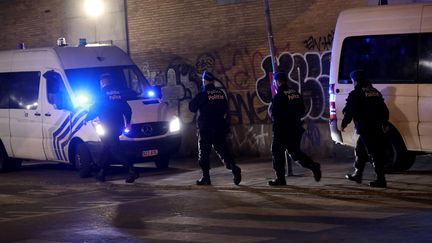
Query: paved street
0,152,431,242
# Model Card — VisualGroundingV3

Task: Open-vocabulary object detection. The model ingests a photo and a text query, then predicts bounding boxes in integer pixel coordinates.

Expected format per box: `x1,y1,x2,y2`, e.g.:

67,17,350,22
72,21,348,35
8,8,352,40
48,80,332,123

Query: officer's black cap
350,70,366,83
202,71,215,82
274,72,288,83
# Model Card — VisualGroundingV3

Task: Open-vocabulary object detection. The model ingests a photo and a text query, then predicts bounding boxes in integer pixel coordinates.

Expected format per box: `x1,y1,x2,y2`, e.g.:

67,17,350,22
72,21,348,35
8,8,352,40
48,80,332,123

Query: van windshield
65,65,151,100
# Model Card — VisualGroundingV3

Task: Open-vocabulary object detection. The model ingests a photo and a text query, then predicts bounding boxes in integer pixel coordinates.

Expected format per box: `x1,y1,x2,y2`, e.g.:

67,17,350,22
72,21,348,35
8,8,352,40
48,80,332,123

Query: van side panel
419,85,432,151
421,5,432,32
0,52,12,156
337,5,422,36
9,51,48,160
377,84,420,151
419,6,432,152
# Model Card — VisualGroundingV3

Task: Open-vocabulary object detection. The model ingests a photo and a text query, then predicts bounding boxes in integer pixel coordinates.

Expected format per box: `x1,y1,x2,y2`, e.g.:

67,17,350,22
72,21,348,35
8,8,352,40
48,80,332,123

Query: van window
419,33,432,83
66,65,150,100
9,72,40,110
0,73,9,109
45,71,71,109
339,34,418,84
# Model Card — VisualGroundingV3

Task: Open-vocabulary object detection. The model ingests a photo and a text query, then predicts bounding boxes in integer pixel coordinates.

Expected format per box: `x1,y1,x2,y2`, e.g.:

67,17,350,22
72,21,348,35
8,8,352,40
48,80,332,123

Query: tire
155,156,170,169
0,144,21,172
74,143,93,178
383,124,416,172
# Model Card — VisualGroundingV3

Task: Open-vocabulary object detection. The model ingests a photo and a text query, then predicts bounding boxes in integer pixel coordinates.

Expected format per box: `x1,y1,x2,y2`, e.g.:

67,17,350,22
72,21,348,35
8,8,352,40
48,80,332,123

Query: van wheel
155,156,170,169
75,143,93,178
383,124,416,172
0,144,21,172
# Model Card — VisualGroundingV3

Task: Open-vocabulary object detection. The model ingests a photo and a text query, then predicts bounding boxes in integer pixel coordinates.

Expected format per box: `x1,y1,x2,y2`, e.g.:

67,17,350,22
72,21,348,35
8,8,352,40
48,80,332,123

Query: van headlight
91,120,105,136
169,117,181,133
95,124,106,136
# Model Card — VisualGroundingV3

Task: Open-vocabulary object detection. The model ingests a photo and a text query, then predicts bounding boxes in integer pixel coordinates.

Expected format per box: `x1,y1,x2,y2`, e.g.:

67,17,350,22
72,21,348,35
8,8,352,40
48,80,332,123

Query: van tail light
329,84,337,120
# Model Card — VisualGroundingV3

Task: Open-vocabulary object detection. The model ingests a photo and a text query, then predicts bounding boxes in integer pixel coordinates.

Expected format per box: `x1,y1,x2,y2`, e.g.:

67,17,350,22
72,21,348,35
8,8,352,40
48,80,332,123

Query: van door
9,71,46,160
41,70,74,161
0,73,11,154
418,6,432,151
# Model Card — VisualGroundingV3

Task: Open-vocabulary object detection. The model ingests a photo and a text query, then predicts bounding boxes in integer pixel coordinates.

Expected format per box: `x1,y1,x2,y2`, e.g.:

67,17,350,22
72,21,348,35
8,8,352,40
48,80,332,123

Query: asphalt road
0,153,431,242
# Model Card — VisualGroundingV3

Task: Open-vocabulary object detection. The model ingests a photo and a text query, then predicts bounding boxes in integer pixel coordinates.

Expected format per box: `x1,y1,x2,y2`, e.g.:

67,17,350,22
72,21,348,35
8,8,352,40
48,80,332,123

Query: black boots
346,169,387,188
95,169,106,182
345,169,363,184
369,179,387,188
310,163,322,182
232,166,242,185
369,175,387,188
268,177,287,186
196,177,211,185
196,166,241,186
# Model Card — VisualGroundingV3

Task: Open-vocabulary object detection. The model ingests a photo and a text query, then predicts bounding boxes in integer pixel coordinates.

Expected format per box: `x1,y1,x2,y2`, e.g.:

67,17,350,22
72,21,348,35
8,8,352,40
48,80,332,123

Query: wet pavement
0,152,431,242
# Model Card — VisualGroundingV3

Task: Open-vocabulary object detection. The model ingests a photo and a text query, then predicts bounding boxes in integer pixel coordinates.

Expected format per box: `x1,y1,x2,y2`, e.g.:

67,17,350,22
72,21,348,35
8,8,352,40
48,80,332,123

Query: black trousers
271,129,315,178
353,131,386,177
198,129,236,175
99,135,133,172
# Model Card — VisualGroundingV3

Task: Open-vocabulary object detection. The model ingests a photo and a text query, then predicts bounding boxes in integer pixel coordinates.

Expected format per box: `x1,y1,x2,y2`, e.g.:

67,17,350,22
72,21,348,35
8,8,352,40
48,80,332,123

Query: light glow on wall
84,0,104,17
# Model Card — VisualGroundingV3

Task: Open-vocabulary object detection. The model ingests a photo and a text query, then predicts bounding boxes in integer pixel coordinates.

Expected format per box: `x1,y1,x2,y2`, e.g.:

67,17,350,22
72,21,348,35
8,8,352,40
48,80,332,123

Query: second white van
329,3,432,171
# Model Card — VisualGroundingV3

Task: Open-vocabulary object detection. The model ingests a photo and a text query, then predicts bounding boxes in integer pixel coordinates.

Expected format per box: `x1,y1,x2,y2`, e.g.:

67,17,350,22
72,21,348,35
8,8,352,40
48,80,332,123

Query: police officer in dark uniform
269,72,321,186
189,71,241,185
86,73,139,183
342,70,389,188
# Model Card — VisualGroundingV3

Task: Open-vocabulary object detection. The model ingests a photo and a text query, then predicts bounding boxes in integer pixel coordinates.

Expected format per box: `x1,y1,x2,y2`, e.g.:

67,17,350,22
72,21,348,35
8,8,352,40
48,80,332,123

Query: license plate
142,149,158,157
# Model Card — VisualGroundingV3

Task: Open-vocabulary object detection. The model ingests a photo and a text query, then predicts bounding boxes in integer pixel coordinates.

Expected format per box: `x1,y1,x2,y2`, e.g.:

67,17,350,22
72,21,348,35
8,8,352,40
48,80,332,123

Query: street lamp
84,0,104,17
84,0,105,43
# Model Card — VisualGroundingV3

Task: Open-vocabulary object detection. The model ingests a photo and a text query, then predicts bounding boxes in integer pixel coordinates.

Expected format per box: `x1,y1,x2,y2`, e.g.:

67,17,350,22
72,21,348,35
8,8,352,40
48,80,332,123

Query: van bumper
329,119,343,144
86,134,182,163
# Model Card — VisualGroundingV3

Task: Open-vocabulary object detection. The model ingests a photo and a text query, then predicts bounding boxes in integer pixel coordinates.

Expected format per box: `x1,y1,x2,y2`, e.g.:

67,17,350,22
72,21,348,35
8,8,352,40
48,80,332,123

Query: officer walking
342,70,389,188
86,73,139,183
269,72,321,186
189,71,241,185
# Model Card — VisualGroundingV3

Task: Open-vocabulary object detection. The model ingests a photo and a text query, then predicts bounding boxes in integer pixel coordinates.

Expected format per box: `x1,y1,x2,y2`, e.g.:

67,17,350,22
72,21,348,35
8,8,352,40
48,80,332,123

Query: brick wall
0,0,66,50
0,0,369,158
127,0,364,79
126,0,366,157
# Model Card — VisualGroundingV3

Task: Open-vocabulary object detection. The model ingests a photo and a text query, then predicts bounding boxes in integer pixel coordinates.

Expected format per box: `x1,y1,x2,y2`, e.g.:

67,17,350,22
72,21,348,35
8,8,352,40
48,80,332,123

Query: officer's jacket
189,83,229,131
86,84,132,136
270,83,305,132
341,84,389,134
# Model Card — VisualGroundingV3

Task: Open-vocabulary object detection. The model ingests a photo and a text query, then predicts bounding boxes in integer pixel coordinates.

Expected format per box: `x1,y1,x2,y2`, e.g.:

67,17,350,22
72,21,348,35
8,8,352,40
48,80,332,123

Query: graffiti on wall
303,30,334,51
256,51,331,121
140,46,332,155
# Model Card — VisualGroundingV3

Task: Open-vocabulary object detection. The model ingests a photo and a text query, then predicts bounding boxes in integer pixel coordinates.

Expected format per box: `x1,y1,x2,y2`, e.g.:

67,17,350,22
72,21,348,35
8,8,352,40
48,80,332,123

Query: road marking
215,206,404,219
144,216,341,232
137,229,274,243
0,194,179,223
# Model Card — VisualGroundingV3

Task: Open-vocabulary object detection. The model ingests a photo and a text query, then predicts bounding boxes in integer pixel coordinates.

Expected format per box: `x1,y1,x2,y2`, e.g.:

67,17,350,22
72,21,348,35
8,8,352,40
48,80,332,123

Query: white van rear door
9,71,46,160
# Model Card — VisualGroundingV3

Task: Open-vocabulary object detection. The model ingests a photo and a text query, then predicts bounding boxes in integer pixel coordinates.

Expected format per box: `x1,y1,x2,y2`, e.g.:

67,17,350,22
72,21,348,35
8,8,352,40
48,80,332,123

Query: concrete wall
64,0,127,51
1,0,431,158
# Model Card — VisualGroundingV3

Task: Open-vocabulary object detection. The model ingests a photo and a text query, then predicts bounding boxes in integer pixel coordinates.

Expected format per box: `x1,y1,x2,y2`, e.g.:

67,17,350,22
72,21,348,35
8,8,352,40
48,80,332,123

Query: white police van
0,45,181,174
329,3,432,171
